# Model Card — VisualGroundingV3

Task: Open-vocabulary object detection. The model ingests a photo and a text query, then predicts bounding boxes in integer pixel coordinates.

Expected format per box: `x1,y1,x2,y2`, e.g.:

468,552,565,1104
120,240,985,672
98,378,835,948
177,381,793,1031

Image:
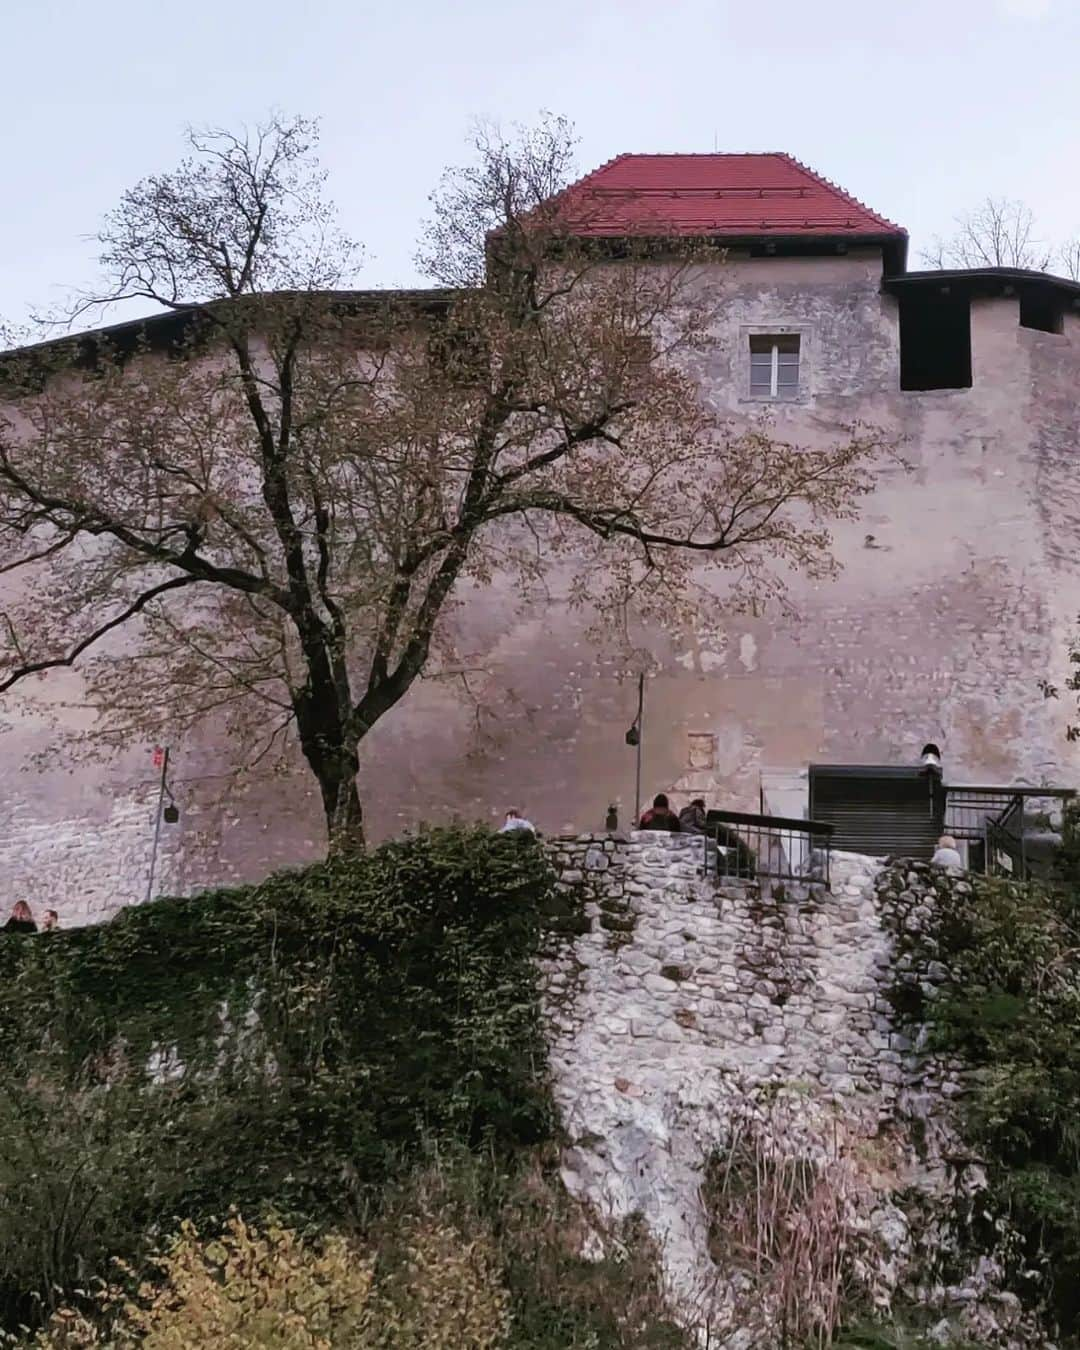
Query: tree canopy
0,113,888,851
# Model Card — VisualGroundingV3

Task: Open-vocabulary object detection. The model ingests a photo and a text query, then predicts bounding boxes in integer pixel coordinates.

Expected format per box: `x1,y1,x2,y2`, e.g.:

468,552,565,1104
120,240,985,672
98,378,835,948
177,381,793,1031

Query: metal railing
943,785,1075,880
705,809,834,888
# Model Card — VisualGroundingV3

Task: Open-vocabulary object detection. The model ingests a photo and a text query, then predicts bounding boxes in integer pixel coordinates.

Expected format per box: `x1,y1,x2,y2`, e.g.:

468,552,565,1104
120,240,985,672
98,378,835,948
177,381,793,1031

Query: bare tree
923,196,1054,272
0,113,888,854
1057,236,1080,282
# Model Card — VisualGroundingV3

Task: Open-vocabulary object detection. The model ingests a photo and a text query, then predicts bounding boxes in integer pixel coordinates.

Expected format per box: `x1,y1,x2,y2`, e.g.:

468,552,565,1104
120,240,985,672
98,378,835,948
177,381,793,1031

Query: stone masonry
0,788,185,928
5,246,1080,891
541,832,1044,1347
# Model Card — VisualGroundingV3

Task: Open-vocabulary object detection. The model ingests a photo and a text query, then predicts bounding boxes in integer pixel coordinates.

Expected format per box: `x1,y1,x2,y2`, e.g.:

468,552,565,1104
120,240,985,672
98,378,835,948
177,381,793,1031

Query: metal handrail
943,784,1074,880
705,809,833,887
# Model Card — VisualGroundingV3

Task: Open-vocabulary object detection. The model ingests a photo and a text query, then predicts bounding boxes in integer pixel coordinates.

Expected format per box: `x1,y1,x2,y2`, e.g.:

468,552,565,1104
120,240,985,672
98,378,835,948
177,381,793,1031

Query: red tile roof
556,153,906,242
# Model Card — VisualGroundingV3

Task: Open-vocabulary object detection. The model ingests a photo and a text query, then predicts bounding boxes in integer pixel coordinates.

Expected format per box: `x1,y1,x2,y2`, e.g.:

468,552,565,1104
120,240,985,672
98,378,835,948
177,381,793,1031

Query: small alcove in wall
1019,289,1065,335
897,290,972,391
890,269,1080,392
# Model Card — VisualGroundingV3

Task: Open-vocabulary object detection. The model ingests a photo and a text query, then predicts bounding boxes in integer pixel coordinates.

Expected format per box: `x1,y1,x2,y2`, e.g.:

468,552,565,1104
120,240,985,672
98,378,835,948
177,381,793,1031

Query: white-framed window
749,333,800,398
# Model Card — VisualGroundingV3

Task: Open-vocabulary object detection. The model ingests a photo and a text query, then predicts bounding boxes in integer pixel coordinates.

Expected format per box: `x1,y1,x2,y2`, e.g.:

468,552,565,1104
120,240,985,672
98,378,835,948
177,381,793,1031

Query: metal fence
705,809,834,888
943,786,1074,880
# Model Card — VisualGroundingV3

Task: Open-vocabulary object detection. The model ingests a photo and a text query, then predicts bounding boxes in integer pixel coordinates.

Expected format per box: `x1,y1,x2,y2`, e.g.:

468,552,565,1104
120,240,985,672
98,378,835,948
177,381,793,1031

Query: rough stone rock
539,835,1051,1347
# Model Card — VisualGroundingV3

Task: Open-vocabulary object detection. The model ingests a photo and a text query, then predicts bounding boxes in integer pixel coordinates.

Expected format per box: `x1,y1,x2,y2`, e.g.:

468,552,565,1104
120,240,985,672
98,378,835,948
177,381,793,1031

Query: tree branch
0,575,201,693
0,446,291,605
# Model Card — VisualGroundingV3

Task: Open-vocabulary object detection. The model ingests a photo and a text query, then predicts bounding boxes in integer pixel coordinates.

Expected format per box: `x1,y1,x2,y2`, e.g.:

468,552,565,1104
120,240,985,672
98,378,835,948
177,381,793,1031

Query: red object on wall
152,747,164,768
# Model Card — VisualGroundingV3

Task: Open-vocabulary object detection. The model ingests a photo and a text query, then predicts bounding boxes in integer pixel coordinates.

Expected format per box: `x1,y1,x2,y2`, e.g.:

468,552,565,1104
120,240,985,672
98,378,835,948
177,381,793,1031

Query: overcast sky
1,0,1077,329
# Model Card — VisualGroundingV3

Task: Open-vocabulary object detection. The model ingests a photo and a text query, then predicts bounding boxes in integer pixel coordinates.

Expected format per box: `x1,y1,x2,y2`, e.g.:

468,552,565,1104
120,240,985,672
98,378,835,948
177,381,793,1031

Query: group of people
3,901,58,934
638,796,968,871
638,793,708,834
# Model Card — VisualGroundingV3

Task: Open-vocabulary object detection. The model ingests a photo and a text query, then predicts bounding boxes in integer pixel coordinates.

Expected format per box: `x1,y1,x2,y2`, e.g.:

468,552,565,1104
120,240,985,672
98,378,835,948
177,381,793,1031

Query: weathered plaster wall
3,248,1080,923
350,255,1080,835
540,833,1044,1346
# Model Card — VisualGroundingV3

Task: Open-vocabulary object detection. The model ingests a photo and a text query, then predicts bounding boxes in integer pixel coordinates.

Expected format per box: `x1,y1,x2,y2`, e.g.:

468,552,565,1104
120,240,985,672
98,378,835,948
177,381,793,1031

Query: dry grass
699,1094,891,1348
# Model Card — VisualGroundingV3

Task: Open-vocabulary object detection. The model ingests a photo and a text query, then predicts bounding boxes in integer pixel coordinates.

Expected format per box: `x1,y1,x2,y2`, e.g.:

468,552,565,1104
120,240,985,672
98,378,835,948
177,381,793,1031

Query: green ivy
0,827,558,1329
885,866,1080,1343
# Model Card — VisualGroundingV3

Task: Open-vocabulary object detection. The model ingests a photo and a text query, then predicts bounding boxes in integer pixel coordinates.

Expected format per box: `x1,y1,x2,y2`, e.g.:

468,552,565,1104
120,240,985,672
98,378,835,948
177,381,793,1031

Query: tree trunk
323,770,365,856
292,668,366,858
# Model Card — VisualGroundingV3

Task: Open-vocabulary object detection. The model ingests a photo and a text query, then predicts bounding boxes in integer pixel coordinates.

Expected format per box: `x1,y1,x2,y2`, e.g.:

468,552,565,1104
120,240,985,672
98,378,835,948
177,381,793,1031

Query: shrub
32,1215,376,1348
889,868,1080,1343
22,1151,687,1350
0,1065,180,1328
355,1145,687,1350
370,1212,508,1350
698,1093,883,1349
0,829,556,1330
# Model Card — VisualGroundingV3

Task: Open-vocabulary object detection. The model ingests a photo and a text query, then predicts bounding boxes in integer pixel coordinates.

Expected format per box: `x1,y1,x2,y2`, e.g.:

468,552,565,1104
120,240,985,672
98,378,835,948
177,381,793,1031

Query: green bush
0,826,689,1346
0,828,557,1329
888,868,1080,1342
22,1149,688,1350
370,1146,688,1350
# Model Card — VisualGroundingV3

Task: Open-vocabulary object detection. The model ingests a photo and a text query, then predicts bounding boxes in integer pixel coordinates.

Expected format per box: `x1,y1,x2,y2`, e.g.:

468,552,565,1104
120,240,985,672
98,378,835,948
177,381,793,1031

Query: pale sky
2,0,1078,329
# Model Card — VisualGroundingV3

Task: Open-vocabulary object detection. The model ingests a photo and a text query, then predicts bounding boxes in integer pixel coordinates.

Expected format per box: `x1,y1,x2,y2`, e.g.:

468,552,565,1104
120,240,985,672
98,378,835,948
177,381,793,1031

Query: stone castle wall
0,787,182,928
3,248,1080,916
541,832,1040,1346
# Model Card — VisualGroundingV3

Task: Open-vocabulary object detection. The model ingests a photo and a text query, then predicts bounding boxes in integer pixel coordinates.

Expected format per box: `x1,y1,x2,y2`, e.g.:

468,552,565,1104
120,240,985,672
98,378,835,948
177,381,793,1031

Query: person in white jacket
499,809,535,835
931,834,963,868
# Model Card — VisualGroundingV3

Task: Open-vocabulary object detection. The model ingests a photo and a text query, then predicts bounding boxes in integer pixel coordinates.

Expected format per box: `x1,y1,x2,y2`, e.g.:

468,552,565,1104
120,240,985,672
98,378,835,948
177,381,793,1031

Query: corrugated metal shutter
809,767,942,860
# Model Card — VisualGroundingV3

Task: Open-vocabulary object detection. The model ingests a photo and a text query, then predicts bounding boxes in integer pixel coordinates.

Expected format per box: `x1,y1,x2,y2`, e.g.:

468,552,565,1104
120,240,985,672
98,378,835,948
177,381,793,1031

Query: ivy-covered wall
880,858,1080,1344
0,828,558,1330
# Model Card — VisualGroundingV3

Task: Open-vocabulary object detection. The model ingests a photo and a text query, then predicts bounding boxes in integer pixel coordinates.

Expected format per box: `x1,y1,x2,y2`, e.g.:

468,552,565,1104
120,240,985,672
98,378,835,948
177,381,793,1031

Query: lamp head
919,743,943,777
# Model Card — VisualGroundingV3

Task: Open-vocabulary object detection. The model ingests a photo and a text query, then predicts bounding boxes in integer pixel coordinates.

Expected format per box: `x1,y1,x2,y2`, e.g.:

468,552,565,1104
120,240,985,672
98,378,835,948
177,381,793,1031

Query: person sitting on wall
678,797,707,835
3,901,37,934
931,834,964,868
499,808,536,835
638,793,682,832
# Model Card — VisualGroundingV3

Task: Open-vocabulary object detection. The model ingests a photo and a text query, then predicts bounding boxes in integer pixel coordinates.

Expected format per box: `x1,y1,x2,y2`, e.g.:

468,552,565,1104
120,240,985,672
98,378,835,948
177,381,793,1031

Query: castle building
3,152,1079,924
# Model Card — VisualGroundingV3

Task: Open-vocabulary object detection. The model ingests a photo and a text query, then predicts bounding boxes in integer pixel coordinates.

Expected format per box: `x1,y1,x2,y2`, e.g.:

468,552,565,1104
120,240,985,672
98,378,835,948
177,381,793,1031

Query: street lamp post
625,673,645,826
146,746,179,904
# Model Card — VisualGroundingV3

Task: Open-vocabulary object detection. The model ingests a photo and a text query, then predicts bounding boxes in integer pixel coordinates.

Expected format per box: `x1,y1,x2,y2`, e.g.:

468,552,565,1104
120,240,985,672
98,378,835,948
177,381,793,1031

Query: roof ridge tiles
774,152,906,236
